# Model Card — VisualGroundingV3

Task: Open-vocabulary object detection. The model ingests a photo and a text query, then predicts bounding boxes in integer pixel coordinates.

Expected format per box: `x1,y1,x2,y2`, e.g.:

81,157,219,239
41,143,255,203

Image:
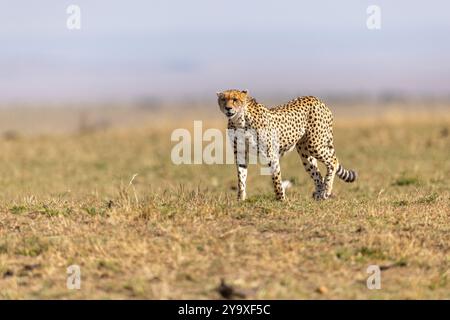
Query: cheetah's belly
285,144,296,153
279,143,296,157
277,125,305,156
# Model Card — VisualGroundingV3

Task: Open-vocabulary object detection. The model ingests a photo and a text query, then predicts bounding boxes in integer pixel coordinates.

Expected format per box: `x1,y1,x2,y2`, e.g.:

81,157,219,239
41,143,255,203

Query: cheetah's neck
229,96,268,128
243,97,268,125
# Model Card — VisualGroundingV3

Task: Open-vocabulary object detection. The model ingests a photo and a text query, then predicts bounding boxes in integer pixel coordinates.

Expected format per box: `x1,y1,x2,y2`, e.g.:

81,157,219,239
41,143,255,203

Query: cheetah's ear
241,90,248,95
216,91,223,97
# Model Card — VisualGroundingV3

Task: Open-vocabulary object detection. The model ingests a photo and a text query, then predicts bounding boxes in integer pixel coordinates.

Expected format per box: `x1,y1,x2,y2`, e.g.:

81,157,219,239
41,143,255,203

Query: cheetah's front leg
236,164,247,201
233,138,249,201
269,158,286,201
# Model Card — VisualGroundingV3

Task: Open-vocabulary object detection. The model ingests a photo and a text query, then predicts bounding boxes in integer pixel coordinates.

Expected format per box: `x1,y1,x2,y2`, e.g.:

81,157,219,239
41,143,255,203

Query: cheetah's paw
312,190,330,201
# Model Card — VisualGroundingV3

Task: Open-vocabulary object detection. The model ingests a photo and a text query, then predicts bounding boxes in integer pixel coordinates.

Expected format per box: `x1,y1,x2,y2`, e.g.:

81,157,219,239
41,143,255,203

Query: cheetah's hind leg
314,148,338,200
296,144,324,199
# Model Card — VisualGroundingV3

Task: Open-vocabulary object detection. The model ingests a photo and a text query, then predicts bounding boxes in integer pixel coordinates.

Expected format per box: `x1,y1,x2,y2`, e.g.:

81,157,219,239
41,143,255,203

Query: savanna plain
0,102,449,299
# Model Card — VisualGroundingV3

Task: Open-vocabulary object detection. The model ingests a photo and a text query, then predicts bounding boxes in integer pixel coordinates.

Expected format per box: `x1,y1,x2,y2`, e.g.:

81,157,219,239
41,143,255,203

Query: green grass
0,112,449,299
393,176,421,186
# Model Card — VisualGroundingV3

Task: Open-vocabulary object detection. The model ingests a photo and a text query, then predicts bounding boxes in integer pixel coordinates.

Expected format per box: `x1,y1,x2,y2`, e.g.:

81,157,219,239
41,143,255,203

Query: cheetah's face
217,89,248,118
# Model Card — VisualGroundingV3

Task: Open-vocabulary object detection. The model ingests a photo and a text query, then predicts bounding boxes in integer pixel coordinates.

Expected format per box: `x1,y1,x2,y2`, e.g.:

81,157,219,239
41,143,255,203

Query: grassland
0,106,449,299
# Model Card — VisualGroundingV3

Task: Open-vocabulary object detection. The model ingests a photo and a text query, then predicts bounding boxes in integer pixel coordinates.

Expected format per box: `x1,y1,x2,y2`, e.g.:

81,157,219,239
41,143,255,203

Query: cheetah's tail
336,164,357,183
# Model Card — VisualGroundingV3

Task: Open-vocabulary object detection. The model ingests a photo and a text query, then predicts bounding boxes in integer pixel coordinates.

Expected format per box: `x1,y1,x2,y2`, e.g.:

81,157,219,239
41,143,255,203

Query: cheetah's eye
232,98,238,102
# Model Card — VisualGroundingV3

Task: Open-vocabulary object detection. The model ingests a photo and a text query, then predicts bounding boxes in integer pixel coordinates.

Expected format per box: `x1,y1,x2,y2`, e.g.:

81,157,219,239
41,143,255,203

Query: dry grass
0,107,449,299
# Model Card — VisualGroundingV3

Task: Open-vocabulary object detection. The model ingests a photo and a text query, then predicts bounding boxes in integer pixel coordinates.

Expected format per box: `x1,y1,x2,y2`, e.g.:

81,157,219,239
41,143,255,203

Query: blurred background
0,0,449,132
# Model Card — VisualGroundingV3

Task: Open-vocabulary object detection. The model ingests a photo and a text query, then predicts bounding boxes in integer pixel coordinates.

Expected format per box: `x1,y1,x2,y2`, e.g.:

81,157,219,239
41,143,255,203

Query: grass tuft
392,176,421,186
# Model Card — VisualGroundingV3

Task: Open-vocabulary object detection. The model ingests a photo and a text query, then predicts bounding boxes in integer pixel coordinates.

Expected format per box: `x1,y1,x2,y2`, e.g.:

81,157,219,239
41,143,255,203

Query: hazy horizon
1,0,450,104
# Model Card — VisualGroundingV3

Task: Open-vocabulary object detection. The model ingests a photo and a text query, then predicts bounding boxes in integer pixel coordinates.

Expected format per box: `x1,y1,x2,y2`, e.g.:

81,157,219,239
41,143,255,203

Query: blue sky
1,0,450,103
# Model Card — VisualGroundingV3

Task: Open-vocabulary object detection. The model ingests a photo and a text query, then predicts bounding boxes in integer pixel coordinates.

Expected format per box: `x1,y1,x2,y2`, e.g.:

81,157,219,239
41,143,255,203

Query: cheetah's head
216,89,248,119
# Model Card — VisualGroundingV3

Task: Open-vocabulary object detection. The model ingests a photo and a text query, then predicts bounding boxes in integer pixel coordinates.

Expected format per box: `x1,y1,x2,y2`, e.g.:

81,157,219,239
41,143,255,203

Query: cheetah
217,89,357,201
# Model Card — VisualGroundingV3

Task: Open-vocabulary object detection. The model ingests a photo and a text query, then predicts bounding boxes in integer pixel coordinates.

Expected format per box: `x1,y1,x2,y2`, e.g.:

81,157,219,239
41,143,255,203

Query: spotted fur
217,89,357,201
